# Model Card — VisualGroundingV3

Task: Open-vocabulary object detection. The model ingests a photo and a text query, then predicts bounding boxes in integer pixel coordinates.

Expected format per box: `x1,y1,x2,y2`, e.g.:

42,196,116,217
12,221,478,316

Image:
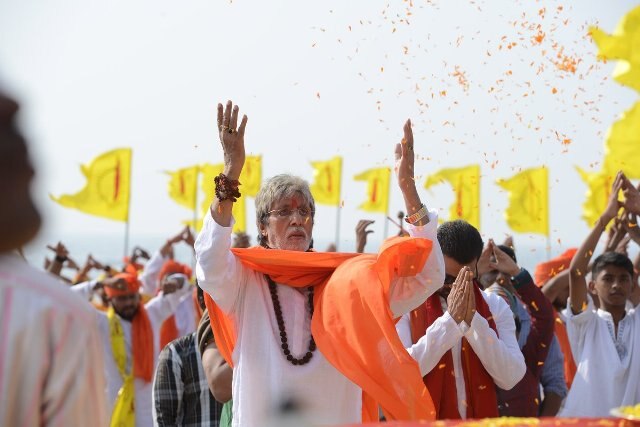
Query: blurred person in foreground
195,100,444,425
0,87,108,426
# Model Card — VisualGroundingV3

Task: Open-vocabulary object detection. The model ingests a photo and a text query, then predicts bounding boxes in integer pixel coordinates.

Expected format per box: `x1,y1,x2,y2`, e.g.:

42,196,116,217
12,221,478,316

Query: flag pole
123,151,132,259
191,168,200,269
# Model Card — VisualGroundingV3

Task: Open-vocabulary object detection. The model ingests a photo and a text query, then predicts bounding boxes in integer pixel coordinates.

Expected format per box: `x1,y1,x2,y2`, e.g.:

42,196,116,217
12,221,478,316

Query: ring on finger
228,128,235,134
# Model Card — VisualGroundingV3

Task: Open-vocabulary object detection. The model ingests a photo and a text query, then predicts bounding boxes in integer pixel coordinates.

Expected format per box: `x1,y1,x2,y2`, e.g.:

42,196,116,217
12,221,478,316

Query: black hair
497,244,517,263
437,220,483,265
591,251,634,278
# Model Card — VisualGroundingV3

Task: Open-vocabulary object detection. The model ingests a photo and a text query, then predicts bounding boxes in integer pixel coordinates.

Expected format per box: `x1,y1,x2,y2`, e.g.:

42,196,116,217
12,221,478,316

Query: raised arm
569,171,623,314
387,120,445,316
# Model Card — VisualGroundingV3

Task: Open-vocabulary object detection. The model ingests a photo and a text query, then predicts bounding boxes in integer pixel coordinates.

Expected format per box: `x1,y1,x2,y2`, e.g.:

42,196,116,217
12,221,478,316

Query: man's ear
588,280,597,295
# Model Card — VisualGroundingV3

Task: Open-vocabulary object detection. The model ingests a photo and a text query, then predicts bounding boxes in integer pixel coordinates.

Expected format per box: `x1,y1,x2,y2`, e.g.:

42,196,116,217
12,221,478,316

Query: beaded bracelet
214,173,241,202
404,203,428,225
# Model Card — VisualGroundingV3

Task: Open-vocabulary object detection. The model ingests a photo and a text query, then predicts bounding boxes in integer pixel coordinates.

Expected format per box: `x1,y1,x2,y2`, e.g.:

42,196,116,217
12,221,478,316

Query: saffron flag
590,6,640,93
353,167,391,214
51,148,131,222
424,165,480,229
310,156,342,206
497,167,549,236
576,167,619,227
242,155,262,197
187,164,245,233
166,166,200,210
602,102,640,178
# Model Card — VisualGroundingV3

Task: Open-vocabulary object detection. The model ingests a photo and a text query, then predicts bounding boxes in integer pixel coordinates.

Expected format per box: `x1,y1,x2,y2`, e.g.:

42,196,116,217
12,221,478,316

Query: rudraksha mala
214,173,241,202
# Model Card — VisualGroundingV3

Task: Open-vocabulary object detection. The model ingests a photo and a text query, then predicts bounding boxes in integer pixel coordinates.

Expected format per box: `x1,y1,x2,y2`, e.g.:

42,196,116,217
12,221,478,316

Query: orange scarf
554,311,576,388
410,282,499,419
204,236,436,421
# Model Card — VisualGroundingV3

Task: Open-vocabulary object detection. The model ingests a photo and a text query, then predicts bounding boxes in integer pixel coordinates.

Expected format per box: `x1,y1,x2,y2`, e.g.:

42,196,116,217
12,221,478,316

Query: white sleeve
388,209,445,318
140,250,167,296
145,276,192,326
405,311,463,376
565,296,597,364
463,293,526,390
69,280,99,301
194,214,250,314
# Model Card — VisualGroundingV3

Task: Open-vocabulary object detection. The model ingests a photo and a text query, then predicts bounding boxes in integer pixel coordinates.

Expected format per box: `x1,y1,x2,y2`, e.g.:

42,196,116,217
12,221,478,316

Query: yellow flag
310,156,342,206
497,167,549,236
424,165,481,229
576,167,619,227
353,167,391,214
590,6,640,93
602,102,640,178
166,166,199,210
186,164,245,233
242,155,262,197
51,148,131,222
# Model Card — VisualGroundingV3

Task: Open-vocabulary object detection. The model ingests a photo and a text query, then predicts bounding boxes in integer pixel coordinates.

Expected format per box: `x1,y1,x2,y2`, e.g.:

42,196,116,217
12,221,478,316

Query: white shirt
560,298,640,417
0,253,108,427
195,210,444,427
396,292,526,419
72,279,190,427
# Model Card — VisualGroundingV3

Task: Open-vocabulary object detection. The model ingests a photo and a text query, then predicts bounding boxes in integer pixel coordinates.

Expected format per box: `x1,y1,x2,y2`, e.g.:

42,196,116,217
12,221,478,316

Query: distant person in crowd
560,171,640,417
397,220,525,419
195,100,444,425
479,241,554,417
153,284,225,426
72,270,191,426
0,87,108,426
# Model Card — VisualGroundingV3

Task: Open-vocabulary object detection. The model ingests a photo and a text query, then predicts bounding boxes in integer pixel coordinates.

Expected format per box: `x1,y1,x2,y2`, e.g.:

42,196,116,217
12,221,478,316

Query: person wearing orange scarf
396,220,525,420
536,249,578,390
157,260,193,349
71,271,191,426
195,101,444,426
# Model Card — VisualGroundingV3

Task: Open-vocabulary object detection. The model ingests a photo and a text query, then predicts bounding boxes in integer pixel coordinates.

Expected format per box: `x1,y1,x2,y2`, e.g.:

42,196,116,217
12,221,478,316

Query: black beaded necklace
265,274,316,365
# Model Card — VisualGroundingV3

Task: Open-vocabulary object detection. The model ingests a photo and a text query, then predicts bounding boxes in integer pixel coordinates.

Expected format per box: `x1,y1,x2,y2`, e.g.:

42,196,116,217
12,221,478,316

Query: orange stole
410,283,499,419
159,315,179,350
132,303,154,382
203,236,436,421
553,312,576,388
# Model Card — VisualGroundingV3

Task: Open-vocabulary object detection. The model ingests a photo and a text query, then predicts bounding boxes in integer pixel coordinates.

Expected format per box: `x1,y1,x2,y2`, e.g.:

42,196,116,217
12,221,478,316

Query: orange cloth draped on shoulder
410,282,499,419
105,273,154,382
158,261,192,350
203,236,437,422
554,312,577,388
534,249,578,387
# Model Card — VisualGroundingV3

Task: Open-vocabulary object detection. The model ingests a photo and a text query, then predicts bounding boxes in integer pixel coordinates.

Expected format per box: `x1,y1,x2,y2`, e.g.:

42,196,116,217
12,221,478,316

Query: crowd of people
2,94,640,427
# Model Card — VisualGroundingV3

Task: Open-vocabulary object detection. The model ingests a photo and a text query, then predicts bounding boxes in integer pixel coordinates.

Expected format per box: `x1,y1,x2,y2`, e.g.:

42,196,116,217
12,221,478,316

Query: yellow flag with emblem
353,167,391,214
424,165,480,229
497,167,549,236
50,148,131,222
602,102,640,178
166,166,200,210
310,156,342,206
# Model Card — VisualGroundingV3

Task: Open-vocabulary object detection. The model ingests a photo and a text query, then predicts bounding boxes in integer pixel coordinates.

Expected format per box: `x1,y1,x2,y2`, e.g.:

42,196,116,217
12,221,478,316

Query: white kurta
0,253,108,427
72,279,191,427
195,211,444,427
560,298,640,417
396,292,525,419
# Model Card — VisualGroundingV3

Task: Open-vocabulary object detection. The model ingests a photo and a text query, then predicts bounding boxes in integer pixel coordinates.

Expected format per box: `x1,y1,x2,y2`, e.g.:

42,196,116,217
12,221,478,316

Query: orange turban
104,273,141,298
158,260,192,282
534,248,577,287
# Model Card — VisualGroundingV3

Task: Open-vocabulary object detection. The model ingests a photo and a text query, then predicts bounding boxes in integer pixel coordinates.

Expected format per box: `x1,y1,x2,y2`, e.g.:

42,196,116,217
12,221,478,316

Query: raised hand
462,270,477,325
476,241,494,277
602,171,624,224
489,240,521,277
394,119,415,192
132,246,151,261
181,226,196,247
218,100,248,180
46,241,69,260
355,219,375,253
622,212,640,246
622,174,640,215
